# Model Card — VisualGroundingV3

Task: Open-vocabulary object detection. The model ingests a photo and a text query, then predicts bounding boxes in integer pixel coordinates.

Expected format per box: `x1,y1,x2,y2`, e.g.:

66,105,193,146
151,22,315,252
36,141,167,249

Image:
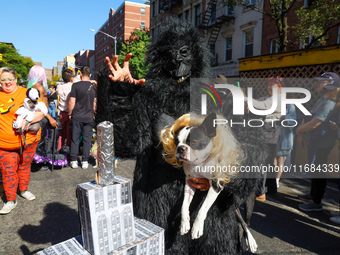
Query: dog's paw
180,215,190,235
241,236,248,252
247,229,258,253
191,219,204,239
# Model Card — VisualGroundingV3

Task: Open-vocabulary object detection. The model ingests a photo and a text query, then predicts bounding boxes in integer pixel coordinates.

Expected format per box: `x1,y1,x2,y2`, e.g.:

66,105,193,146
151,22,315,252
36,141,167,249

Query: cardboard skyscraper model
37,122,164,255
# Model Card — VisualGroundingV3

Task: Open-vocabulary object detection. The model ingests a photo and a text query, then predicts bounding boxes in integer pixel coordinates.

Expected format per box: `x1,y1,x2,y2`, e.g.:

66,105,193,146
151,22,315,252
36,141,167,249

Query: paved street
0,160,339,255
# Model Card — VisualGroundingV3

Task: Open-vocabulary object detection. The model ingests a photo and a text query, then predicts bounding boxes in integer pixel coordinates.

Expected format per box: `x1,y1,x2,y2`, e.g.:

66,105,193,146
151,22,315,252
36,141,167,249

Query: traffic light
0,54,2,61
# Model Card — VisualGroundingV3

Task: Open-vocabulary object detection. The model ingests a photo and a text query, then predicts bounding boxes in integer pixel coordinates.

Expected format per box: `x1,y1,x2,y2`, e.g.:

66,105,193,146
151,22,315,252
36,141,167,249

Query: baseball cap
314,72,339,83
323,77,340,90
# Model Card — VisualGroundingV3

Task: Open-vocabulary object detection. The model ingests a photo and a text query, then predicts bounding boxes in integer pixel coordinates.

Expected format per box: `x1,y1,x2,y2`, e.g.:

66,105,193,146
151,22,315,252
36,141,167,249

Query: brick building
93,1,150,73
261,0,340,54
75,50,95,77
44,68,52,82
150,0,263,77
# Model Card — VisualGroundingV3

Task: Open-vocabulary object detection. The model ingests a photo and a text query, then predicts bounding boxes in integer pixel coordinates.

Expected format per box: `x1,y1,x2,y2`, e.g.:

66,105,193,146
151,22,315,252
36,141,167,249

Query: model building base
36,217,164,255
76,176,135,254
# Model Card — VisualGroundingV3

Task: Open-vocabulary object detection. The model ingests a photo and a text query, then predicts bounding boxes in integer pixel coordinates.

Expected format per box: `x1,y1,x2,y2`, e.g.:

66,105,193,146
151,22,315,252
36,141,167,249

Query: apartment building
93,1,150,73
74,49,95,77
261,0,340,54
64,54,76,70
150,0,263,77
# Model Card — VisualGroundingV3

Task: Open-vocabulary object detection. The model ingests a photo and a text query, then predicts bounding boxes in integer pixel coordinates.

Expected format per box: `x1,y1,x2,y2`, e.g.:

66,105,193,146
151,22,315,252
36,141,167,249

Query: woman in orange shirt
0,67,46,214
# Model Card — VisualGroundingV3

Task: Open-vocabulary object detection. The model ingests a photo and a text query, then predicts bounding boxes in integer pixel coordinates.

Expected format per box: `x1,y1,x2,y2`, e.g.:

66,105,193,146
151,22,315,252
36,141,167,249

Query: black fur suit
96,19,266,254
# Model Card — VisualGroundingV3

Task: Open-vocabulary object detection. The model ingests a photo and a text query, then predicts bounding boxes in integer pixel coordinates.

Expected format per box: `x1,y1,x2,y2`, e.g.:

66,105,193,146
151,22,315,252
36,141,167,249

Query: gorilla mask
165,45,192,83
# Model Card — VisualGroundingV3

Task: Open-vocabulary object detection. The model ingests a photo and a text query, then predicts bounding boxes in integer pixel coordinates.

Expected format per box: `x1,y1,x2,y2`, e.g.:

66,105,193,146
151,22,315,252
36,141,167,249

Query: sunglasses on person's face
0,78,16,83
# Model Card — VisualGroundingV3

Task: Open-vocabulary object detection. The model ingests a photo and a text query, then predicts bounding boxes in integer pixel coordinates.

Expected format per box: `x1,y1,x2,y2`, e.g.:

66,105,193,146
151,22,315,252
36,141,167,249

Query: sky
0,0,125,70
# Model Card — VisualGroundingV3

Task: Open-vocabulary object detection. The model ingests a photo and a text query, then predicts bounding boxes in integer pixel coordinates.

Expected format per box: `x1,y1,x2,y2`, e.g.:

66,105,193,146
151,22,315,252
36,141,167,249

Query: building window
270,39,279,54
210,4,216,24
178,13,182,20
246,0,256,6
243,29,254,57
119,23,122,31
194,5,201,27
225,4,234,15
225,37,232,61
337,26,340,44
152,2,155,17
299,34,318,49
185,10,190,21
141,7,145,15
304,0,315,8
120,9,123,16
141,22,145,30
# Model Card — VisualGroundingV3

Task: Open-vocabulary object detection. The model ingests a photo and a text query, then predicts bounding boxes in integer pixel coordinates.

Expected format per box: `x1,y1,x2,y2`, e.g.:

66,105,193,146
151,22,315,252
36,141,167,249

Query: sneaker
70,161,78,169
298,200,323,212
0,201,17,214
330,216,340,224
20,191,36,201
81,161,89,169
39,165,49,171
256,194,266,201
298,193,313,202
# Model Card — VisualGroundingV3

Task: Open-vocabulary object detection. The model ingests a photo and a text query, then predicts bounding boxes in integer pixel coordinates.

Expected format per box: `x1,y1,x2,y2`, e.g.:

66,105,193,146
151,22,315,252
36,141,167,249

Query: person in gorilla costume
96,18,266,254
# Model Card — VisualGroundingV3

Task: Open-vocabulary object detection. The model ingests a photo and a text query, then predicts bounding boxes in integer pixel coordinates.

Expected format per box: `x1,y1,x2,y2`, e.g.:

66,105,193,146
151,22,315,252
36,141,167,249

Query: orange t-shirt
0,87,41,150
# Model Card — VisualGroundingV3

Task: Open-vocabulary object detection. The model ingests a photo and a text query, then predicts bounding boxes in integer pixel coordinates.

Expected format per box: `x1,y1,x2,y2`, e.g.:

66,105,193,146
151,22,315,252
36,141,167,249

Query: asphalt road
0,159,340,255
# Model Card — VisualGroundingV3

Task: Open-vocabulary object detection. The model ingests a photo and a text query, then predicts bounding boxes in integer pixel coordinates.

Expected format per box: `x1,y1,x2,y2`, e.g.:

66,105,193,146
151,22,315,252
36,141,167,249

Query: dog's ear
26,88,31,98
201,112,216,138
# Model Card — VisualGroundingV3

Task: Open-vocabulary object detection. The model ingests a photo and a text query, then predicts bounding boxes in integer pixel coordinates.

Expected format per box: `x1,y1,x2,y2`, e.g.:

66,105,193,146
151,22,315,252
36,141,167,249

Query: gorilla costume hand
106,53,145,85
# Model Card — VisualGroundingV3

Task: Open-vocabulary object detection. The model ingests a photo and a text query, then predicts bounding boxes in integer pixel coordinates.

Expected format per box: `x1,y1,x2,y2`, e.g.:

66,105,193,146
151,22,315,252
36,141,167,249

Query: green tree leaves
294,0,340,49
118,29,150,80
0,43,35,81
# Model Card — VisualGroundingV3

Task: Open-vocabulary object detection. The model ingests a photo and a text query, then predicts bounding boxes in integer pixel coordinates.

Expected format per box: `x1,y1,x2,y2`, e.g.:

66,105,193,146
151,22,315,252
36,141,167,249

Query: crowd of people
248,72,340,226
0,64,339,227
0,65,97,214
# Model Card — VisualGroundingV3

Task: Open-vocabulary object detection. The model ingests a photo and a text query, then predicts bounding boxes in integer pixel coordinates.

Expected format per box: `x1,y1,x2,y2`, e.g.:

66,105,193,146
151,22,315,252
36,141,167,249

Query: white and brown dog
160,112,257,253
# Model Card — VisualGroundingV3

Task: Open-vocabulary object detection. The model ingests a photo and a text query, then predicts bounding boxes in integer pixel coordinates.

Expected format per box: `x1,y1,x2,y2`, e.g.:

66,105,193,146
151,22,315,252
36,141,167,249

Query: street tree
118,29,150,80
232,0,299,52
293,0,340,49
0,43,35,81
230,0,340,52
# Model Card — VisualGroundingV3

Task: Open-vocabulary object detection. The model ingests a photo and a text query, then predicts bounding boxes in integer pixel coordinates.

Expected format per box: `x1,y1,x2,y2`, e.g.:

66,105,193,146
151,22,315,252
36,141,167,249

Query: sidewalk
0,160,339,255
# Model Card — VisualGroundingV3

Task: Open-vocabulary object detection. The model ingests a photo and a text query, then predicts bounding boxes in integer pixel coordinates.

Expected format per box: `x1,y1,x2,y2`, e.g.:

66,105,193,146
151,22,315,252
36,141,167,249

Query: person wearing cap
325,78,340,224
297,74,340,212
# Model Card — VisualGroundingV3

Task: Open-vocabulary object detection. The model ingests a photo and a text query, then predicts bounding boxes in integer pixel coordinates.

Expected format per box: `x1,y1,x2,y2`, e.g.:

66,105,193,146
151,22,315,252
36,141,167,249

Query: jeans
70,118,93,162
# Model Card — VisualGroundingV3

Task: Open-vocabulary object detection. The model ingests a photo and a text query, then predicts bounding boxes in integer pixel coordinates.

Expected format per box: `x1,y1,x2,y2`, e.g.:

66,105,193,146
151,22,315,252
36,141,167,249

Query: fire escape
199,0,235,65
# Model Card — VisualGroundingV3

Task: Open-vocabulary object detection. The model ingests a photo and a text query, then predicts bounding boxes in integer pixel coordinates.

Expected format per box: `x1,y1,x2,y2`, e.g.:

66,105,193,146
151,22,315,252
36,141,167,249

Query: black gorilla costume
96,18,267,254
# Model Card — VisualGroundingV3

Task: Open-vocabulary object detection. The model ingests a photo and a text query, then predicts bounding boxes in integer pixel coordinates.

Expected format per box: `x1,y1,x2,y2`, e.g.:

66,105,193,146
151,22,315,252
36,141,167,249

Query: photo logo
199,82,222,107
201,84,311,116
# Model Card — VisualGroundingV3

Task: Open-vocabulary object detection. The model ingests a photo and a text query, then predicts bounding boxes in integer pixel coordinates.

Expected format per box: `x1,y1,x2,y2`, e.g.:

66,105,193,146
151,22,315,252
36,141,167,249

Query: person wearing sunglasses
0,67,46,214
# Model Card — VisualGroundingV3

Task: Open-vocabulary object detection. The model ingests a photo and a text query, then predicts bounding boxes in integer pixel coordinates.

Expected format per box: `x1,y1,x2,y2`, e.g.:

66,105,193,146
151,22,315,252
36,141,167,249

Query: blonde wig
160,113,245,185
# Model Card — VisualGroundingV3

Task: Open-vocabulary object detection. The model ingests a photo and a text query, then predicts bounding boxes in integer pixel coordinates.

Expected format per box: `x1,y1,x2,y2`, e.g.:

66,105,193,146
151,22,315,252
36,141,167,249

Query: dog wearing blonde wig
160,112,258,252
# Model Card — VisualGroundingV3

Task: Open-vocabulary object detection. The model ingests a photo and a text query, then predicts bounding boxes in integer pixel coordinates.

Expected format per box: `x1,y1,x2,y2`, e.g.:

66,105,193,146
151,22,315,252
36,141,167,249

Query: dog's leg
244,192,256,227
181,177,196,235
235,206,257,253
191,182,220,239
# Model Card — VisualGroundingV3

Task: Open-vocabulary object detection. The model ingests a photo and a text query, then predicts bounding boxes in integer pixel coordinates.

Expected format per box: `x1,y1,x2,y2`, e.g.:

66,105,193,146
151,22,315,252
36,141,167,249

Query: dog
13,88,47,133
160,112,258,253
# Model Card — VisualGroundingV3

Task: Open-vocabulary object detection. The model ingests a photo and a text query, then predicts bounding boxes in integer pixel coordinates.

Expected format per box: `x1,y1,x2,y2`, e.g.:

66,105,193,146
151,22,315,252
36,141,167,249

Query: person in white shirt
56,68,74,150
